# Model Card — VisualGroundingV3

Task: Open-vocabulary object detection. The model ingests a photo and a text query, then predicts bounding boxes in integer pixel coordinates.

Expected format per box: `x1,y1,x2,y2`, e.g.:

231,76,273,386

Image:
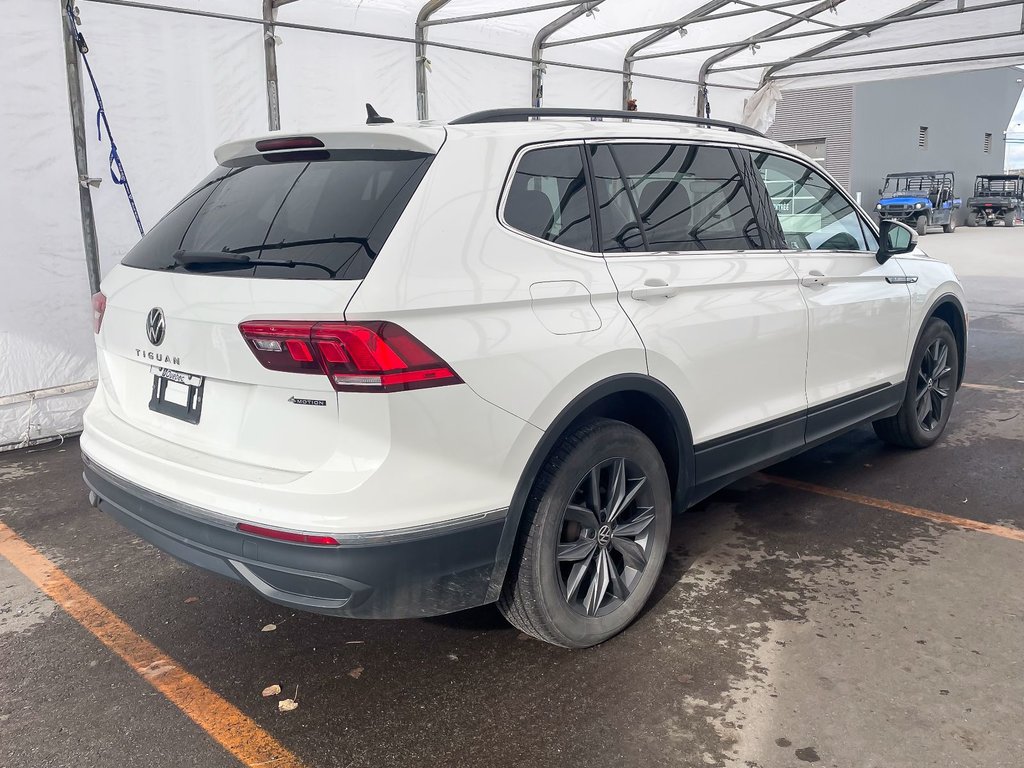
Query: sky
1007,71,1024,171
1008,96,1024,171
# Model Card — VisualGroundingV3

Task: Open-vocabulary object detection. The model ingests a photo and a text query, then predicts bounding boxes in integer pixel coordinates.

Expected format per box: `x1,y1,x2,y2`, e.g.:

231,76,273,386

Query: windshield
122,150,432,280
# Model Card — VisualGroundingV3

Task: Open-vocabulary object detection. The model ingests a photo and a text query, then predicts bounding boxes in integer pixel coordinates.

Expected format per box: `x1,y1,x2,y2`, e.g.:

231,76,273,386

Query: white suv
82,107,966,648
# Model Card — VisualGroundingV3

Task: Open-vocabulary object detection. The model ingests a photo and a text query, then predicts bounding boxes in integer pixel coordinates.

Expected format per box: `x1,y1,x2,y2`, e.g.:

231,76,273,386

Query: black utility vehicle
966,174,1023,228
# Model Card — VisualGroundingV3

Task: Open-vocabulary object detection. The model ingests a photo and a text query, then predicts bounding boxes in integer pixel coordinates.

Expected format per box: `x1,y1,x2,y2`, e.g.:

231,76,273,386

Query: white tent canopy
2,0,1022,449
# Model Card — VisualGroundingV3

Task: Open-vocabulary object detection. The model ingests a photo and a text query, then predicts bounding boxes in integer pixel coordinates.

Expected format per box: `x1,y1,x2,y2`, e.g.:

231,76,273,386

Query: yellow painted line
962,382,1024,394
759,474,1024,544
0,521,306,768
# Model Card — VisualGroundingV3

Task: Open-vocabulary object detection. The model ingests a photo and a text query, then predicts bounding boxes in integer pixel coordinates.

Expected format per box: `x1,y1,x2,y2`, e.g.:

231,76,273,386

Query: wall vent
918,126,929,149
984,132,993,153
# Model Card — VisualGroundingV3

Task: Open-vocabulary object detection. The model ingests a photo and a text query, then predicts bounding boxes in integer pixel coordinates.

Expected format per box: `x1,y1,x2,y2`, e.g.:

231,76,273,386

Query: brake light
255,136,324,152
91,291,106,333
238,320,462,393
237,522,339,546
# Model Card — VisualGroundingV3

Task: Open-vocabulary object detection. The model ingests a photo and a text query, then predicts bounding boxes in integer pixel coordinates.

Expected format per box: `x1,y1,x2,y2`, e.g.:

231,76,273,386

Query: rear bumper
83,455,507,619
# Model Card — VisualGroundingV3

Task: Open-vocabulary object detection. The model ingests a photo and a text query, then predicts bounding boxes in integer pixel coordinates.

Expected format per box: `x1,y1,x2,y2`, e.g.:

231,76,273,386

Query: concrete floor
2,227,1022,768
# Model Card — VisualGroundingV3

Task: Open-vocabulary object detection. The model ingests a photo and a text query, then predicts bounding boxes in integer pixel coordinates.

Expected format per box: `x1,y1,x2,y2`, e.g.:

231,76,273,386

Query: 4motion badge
288,396,327,407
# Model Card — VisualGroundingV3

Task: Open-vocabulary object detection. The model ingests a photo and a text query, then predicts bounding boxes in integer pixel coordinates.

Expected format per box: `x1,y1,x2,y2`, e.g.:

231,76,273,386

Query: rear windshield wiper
170,249,339,277
172,249,250,266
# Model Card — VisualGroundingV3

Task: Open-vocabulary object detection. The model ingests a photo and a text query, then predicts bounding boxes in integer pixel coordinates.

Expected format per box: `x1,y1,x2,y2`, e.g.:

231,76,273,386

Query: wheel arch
919,293,967,389
484,374,695,601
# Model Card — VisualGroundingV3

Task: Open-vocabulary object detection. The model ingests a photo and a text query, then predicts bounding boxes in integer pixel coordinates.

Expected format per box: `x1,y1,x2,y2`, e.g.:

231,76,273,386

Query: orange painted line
759,474,1024,544
0,521,306,768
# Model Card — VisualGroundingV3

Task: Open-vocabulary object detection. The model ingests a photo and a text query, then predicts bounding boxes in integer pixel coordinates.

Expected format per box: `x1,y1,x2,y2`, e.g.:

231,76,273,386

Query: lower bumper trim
83,457,507,619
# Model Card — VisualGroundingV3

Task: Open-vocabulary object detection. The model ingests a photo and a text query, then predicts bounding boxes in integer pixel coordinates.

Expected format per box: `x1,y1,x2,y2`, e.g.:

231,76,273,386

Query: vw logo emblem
146,307,166,346
597,525,613,548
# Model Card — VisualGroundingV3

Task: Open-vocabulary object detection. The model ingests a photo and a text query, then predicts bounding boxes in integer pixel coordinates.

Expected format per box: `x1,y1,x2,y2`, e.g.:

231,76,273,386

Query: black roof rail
448,107,765,138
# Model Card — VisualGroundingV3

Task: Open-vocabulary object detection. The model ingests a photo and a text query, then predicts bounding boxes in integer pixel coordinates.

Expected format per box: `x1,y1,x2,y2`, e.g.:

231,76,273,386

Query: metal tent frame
62,0,1024,293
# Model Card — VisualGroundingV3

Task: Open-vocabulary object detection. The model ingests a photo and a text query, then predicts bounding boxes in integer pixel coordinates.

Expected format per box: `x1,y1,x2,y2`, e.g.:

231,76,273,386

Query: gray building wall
769,85,854,189
770,68,1023,221
851,69,1023,222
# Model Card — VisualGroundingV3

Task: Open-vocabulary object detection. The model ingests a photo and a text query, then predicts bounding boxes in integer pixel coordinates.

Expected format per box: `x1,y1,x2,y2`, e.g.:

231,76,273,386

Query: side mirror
877,188,883,196
877,220,917,264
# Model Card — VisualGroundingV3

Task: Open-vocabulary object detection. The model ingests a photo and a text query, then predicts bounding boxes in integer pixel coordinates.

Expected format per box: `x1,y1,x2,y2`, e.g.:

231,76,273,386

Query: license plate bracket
149,367,205,424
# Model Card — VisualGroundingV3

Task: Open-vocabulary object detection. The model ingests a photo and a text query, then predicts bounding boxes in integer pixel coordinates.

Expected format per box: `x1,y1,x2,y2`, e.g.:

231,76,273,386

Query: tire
498,418,672,648
942,216,956,234
873,318,958,449
965,213,977,227
916,215,928,236
1007,213,1017,228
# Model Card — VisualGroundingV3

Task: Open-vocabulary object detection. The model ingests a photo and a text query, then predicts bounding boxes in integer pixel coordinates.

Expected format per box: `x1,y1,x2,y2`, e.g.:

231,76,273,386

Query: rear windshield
122,150,432,280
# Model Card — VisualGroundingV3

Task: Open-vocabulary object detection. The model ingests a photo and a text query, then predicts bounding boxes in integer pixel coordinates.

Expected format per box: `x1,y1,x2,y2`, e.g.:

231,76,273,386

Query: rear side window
591,143,764,253
122,150,432,280
503,146,594,252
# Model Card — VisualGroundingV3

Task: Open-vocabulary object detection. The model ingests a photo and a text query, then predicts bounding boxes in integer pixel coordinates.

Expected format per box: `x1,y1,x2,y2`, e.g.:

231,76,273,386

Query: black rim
916,338,953,431
555,458,656,618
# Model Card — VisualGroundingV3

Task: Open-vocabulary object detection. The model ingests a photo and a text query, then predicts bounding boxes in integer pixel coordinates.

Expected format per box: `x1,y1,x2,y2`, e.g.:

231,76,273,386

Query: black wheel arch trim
485,373,695,602
916,292,967,389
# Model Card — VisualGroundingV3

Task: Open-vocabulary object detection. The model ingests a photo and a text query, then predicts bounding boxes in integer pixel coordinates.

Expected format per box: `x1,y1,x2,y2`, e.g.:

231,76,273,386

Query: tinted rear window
592,143,764,253
122,150,432,280
503,145,594,251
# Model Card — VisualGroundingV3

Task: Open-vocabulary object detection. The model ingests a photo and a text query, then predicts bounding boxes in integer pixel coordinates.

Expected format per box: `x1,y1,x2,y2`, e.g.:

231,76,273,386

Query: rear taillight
238,320,462,393
91,291,106,334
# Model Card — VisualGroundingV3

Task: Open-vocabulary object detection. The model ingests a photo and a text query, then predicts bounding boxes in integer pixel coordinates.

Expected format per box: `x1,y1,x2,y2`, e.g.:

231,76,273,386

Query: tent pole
769,49,1024,82
636,0,1024,62
758,1,944,83
622,0,733,111
549,0,815,48
416,0,451,120
263,0,281,131
426,0,584,27
697,0,846,118
720,30,1020,76
533,2,605,109
61,4,102,296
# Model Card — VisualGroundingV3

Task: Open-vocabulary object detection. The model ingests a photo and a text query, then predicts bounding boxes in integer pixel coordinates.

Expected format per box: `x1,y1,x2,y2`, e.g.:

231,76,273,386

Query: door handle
631,278,678,301
801,270,828,287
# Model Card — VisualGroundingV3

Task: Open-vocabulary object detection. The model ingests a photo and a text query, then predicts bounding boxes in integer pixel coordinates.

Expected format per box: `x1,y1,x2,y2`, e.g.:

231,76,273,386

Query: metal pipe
734,0,840,29
716,29,1022,75
697,0,846,117
61,3,102,296
423,0,583,27
262,0,280,131
80,0,756,93
760,0,943,82
635,0,1024,62
547,0,816,48
416,0,451,120
621,0,733,111
533,2,606,109
771,49,1024,81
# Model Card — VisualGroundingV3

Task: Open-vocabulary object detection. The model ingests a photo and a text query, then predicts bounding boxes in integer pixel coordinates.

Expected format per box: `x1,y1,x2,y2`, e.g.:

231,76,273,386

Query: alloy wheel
916,338,954,431
555,458,657,618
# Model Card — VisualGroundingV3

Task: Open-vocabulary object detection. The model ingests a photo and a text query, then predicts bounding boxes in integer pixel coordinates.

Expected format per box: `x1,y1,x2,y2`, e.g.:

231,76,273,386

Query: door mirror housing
876,220,917,264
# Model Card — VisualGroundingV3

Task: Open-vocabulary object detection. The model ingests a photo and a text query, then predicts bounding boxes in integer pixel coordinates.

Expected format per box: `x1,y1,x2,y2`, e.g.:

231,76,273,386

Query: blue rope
65,2,145,237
